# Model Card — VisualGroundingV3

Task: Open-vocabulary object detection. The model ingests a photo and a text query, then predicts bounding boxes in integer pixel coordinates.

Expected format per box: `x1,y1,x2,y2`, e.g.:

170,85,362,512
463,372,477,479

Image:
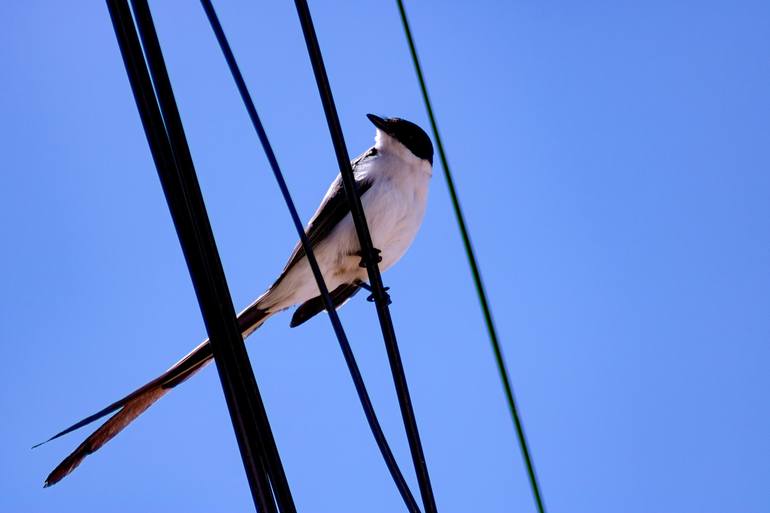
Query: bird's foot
358,282,391,305
356,247,382,268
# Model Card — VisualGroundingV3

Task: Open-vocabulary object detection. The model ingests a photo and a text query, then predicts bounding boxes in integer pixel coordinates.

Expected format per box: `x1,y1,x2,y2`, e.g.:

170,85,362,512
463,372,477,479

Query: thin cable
198,2,421,511
291,2,438,513
394,3,546,513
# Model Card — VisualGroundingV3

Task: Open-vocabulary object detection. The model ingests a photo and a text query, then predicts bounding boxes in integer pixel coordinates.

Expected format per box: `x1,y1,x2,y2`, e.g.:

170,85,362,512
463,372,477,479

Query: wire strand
291,1,439,512
394,2,547,513
198,2,422,511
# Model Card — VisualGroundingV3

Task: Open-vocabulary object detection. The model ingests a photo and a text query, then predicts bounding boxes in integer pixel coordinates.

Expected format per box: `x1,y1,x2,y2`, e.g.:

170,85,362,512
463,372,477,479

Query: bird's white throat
374,129,433,177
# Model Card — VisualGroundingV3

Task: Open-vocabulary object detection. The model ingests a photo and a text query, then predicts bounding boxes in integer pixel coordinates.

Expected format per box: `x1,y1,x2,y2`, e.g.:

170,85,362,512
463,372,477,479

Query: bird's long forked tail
37,302,271,487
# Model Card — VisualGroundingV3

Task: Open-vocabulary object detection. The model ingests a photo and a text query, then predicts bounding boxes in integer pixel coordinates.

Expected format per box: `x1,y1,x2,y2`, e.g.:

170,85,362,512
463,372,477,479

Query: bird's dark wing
290,282,362,327
274,147,377,284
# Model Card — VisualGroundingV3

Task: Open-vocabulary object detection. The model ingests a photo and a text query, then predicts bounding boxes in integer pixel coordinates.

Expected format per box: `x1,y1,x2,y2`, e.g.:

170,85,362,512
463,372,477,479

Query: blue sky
2,1,769,512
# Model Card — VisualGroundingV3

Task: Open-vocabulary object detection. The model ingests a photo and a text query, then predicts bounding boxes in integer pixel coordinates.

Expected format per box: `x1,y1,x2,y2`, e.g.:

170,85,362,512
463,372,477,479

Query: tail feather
44,386,168,487
40,302,271,487
33,339,213,450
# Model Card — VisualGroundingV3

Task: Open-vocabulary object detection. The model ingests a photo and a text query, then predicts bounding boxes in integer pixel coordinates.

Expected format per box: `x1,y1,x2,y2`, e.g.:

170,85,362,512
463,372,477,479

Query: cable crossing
103,1,540,512
107,1,292,510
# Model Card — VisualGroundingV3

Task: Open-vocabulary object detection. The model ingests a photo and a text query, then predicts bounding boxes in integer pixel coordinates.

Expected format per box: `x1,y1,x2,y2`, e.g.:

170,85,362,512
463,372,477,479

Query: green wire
395,2,547,512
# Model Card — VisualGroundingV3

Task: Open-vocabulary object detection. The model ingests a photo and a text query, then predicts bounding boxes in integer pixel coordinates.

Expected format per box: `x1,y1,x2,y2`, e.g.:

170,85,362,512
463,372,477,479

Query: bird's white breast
355,131,432,272
358,152,430,271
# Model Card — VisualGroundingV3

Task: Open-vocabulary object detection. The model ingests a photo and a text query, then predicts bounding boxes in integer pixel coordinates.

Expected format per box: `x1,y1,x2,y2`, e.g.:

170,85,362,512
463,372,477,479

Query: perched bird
38,114,434,486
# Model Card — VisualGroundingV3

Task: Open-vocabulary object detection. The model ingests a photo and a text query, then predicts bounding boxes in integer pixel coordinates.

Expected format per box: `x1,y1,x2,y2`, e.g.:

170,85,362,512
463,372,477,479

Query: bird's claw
370,287,391,305
358,282,391,304
357,247,382,268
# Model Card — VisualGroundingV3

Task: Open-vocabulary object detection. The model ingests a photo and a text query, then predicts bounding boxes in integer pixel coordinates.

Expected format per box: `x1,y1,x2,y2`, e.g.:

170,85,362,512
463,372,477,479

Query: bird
38,114,434,487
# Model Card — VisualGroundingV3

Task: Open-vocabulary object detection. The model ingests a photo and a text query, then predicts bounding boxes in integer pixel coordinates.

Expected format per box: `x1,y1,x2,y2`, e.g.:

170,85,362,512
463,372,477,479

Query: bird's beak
366,113,388,132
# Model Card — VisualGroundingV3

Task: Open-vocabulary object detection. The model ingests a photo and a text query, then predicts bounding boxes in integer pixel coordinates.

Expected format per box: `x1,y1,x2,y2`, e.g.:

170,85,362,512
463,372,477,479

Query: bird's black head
367,114,434,165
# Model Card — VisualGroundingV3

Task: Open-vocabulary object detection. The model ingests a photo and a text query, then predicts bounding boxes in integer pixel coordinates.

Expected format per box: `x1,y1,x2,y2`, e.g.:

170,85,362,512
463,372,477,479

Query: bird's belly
270,173,427,307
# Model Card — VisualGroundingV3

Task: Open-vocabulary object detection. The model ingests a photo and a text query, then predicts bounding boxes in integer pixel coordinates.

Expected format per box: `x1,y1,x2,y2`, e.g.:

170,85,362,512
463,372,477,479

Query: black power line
291,2,438,513
394,3,547,513
106,1,293,511
198,1,421,511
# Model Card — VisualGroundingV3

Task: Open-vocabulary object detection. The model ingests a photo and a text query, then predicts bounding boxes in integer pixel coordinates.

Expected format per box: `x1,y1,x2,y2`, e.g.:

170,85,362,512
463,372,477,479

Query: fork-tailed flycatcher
39,114,434,486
